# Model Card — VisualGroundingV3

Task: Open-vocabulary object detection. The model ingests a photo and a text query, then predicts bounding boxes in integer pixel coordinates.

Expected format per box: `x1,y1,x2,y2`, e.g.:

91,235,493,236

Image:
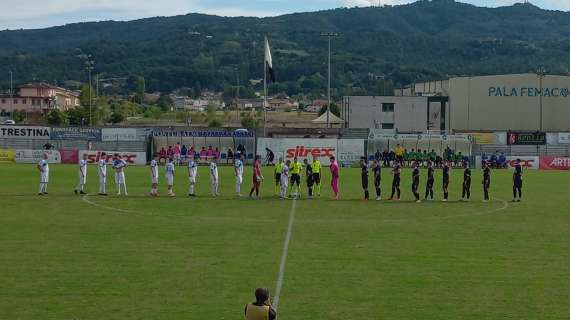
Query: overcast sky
0,0,568,30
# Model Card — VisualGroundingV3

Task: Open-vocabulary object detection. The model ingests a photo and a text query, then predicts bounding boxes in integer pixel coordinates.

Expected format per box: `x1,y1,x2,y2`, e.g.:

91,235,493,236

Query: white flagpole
264,36,268,137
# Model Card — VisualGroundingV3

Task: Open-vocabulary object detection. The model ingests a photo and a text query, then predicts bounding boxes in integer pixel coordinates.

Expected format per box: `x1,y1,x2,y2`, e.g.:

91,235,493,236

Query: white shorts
116,172,125,184
99,176,106,184
236,175,243,184
79,175,86,185
40,173,49,183
166,175,174,186
188,176,196,184
151,177,158,184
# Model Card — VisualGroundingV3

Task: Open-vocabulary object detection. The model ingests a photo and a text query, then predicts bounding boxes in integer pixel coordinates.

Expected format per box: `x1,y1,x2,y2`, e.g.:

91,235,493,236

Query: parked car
2,119,15,125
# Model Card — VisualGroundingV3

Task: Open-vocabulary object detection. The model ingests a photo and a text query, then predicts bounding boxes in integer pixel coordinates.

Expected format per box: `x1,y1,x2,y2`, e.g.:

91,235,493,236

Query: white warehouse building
342,73,570,132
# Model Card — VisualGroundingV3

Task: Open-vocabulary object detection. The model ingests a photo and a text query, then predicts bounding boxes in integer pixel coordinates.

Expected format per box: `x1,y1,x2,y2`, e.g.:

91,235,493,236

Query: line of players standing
358,158,525,203
36,151,523,202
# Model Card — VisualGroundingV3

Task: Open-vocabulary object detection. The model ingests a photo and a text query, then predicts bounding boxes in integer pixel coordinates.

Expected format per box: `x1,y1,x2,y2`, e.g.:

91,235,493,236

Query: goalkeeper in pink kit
329,156,340,200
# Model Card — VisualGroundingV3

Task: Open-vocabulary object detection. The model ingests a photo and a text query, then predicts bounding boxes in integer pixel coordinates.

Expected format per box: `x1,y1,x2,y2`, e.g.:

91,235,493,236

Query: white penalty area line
273,198,297,310
82,194,131,214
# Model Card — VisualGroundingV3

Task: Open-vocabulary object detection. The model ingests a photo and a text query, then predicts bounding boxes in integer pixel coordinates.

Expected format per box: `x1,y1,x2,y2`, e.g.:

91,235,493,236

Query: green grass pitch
0,163,569,319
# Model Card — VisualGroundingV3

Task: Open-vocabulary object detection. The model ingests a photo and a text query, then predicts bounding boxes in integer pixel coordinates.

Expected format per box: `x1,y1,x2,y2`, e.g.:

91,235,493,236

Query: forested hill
2,0,570,97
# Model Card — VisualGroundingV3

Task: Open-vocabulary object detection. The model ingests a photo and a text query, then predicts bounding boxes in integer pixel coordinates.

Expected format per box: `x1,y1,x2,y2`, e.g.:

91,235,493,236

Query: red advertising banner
540,156,570,170
59,149,79,164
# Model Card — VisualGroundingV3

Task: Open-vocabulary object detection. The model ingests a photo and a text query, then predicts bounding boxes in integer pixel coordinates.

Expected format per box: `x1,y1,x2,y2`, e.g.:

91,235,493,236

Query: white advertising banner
475,155,539,170
101,128,139,142
80,150,147,165
369,131,471,142
558,132,570,144
15,149,61,163
257,138,365,166
0,126,51,139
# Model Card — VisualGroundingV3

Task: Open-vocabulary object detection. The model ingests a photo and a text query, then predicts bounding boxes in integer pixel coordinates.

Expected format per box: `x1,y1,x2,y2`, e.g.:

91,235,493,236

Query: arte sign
0,126,50,139
539,156,570,170
79,150,146,165
488,87,570,97
507,132,546,145
51,127,102,141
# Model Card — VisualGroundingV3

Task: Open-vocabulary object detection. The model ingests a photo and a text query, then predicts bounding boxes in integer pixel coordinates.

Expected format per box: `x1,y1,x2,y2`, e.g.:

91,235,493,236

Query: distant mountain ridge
1,0,570,97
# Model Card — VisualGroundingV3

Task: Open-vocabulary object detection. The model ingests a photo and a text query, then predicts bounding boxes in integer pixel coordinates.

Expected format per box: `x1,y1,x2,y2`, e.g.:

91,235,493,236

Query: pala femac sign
488,87,570,97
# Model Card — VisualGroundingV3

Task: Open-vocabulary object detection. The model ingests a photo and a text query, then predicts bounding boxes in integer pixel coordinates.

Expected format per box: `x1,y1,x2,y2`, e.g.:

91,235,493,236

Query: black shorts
412,181,419,192
392,176,400,188
361,175,369,189
426,178,434,189
463,179,471,189
443,179,449,189
483,179,490,188
291,174,300,185
306,174,314,187
374,175,381,187
514,178,523,188
312,173,321,184
275,173,281,185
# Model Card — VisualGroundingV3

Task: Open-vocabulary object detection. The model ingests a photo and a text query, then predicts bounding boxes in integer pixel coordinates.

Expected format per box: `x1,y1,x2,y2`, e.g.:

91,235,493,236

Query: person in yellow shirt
244,288,276,320
274,157,284,195
289,157,302,198
395,143,405,166
311,156,322,196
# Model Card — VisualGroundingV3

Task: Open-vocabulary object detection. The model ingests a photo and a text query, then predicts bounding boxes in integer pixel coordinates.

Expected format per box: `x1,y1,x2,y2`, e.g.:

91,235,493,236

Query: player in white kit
37,153,49,195
98,152,108,196
113,154,128,196
187,156,198,197
210,158,220,197
75,153,88,195
165,158,176,197
149,155,159,197
234,153,244,197
279,160,290,199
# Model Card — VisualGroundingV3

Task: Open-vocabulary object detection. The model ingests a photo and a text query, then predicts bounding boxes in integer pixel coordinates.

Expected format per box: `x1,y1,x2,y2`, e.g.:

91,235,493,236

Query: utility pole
84,56,95,126
320,32,339,128
9,70,13,114
236,68,240,120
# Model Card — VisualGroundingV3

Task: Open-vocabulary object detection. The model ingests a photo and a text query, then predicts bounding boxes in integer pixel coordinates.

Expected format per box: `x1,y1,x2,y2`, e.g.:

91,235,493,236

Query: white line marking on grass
82,194,131,214
273,199,297,310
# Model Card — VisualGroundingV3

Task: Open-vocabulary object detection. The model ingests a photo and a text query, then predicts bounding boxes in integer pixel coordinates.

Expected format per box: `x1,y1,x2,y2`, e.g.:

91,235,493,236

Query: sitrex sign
80,151,146,165
257,138,364,166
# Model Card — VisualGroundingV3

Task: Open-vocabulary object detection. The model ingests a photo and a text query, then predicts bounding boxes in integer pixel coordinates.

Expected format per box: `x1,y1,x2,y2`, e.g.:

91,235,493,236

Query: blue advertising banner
51,127,102,141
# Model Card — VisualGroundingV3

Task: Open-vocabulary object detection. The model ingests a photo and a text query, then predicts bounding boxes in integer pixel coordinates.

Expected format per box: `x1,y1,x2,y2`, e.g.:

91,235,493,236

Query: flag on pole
265,37,276,83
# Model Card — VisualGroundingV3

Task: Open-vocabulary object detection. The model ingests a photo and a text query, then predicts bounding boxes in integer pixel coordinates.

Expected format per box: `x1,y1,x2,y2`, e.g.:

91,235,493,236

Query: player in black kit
411,161,421,203
482,160,491,202
442,161,450,202
303,158,314,197
372,159,382,201
512,159,523,202
389,163,401,200
360,157,370,200
460,161,471,201
424,160,435,201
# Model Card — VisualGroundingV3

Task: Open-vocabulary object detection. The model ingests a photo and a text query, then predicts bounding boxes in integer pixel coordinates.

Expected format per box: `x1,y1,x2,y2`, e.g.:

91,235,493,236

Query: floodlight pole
320,32,339,128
